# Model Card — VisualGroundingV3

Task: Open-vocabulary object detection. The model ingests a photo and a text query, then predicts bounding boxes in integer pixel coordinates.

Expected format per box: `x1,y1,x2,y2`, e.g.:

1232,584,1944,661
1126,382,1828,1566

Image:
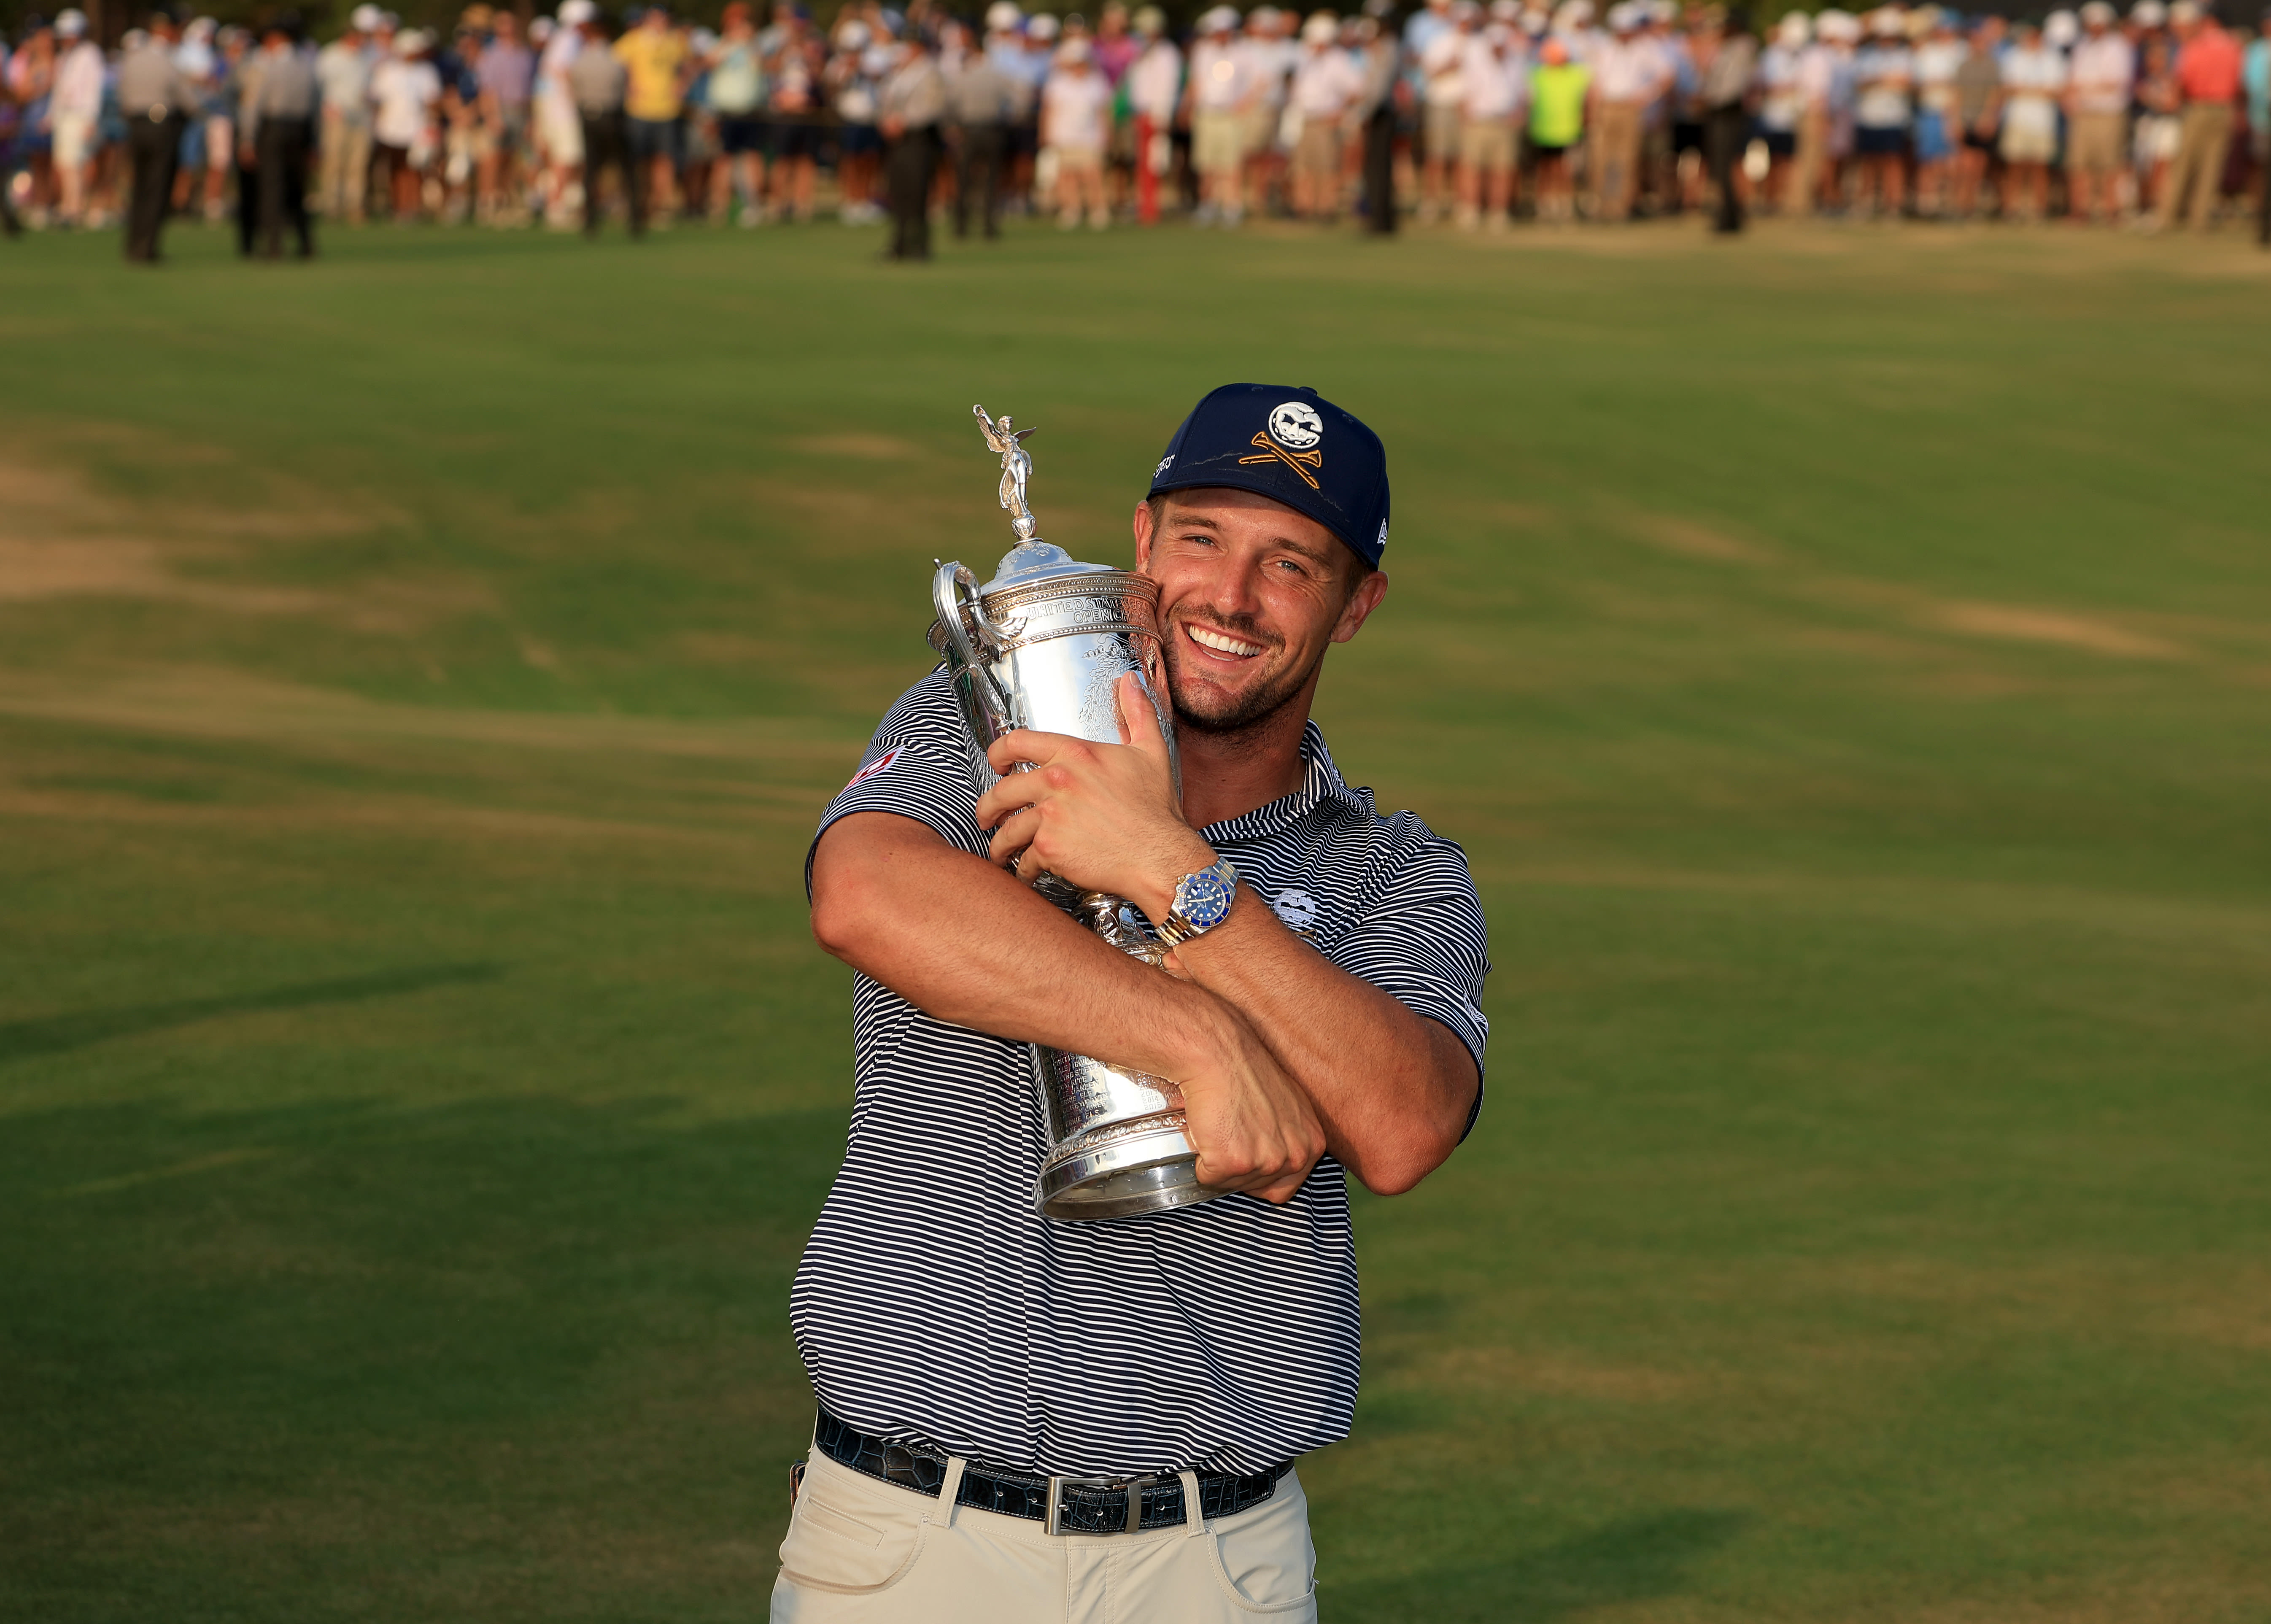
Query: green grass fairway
3,219,2268,1623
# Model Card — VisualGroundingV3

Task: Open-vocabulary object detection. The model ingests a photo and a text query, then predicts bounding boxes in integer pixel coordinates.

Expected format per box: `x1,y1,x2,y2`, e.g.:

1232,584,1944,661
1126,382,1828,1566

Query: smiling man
785,385,1489,1622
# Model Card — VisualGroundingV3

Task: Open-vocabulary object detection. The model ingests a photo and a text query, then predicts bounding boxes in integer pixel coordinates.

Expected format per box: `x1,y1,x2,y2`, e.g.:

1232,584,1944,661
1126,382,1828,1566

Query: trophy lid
981,540,1117,596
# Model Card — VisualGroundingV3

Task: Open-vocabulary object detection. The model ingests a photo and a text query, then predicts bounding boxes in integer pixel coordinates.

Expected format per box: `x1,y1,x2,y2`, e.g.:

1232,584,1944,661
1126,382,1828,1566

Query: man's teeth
1187,624,1262,658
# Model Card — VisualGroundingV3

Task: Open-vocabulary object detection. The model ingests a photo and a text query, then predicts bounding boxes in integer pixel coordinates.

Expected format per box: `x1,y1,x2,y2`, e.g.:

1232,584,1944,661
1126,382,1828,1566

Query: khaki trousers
2158,101,2233,230
1591,100,1645,219
1788,105,1828,215
771,1448,1318,1621
319,112,372,222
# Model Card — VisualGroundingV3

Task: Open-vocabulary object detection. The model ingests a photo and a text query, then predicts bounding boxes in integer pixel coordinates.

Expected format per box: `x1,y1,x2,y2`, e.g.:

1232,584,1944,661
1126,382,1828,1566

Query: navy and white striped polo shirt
798,667,1490,1478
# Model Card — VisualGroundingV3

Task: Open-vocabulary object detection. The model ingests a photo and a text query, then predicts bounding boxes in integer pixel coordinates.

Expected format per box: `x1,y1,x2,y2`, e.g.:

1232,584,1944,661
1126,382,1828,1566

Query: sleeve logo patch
846,746,903,788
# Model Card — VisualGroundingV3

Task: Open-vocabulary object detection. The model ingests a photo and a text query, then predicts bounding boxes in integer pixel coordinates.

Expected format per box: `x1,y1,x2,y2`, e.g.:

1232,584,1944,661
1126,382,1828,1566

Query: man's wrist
1131,833,1223,924
1153,984,1245,1083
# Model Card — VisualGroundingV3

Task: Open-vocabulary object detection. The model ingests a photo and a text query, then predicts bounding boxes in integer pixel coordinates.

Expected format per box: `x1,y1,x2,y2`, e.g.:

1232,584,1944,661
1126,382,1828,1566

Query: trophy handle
932,560,1016,740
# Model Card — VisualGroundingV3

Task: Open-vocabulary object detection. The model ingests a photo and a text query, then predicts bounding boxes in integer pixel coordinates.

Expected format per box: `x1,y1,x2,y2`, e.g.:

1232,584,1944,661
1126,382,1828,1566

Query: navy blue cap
1145,384,1390,570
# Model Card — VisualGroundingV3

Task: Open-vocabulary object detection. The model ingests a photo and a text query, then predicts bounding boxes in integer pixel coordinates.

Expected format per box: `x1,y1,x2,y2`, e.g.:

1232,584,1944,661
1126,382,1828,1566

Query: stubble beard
1160,615,1322,742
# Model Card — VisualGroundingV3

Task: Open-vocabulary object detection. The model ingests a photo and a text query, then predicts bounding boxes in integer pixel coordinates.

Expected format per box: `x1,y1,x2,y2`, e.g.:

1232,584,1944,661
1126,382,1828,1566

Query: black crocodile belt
812,1404,1291,1536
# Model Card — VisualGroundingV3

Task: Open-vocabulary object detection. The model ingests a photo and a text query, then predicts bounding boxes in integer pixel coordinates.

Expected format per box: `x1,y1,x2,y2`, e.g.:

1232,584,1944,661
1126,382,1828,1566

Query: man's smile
1182,621,1269,662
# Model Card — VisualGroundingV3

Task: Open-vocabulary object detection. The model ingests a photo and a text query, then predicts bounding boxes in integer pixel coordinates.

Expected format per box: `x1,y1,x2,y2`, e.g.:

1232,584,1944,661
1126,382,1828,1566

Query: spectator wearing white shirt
1851,7,1912,217
316,7,380,223
1418,0,1477,220
2065,1,2136,220
1124,5,1181,223
1997,18,2066,219
1637,1,1682,218
48,9,106,227
1589,3,1656,221
1185,6,1259,224
372,27,443,221
1756,10,1808,210
1551,0,1604,62
1042,38,1113,226
1456,16,1525,226
537,0,593,227
1791,7,1857,214
1288,10,1362,218
1910,7,1964,216
1406,0,1459,61
1239,7,1296,213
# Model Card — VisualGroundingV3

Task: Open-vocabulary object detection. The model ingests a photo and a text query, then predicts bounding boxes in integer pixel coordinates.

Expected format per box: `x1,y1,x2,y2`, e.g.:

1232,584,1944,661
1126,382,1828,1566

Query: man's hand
1177,1002,1328,1203
972,672,1215,920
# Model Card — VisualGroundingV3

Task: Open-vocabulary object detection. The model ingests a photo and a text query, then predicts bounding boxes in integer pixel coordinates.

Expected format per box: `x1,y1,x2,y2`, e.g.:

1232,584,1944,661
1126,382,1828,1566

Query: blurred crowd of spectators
3,0,2267,253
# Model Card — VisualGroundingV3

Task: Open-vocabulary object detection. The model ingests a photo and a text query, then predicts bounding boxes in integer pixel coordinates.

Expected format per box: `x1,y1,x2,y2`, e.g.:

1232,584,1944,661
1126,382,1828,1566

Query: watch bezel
1176,866,1235,930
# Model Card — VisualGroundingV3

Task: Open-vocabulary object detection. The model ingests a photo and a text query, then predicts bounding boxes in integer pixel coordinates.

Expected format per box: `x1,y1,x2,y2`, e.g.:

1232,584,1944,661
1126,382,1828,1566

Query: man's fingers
1190,1138,1314,1201
986,807,1041,872
1115,672,1173,767
984,728,1076,777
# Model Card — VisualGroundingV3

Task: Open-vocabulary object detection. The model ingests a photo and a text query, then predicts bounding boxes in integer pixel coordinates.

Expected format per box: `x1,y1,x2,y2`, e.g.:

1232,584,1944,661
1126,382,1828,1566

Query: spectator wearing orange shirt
2155,0,2241,228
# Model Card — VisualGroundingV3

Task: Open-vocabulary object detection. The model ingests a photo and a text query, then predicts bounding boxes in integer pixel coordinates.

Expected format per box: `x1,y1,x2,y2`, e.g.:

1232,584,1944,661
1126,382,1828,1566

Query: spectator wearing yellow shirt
615,4,694,218
1528,38,1590,222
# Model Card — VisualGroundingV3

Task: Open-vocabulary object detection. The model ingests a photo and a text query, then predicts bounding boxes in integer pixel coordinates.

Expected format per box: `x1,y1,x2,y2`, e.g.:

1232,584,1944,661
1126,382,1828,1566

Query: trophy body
929,408,1214,1222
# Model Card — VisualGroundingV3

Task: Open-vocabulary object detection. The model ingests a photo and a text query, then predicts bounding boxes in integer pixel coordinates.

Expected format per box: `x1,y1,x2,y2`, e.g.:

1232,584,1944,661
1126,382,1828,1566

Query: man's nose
1204,558,1265,620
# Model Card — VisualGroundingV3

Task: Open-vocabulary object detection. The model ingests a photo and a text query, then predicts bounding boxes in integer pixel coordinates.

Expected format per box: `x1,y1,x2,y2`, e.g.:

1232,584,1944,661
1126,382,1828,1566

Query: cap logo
1265,402,1324,450
1241,401,1326,490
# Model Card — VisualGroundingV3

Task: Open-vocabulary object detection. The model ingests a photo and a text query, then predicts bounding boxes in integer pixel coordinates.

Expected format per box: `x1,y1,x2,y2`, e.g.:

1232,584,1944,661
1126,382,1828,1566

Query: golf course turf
2,218,2267,1621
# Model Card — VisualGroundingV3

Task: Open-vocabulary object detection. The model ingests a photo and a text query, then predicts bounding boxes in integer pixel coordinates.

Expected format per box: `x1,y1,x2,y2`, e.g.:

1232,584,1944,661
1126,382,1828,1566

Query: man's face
496,16,518,41
1134,488,1387,736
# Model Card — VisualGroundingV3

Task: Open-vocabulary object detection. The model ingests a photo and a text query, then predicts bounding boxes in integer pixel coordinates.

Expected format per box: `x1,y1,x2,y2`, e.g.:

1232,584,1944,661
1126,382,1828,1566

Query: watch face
1179,869,1235,930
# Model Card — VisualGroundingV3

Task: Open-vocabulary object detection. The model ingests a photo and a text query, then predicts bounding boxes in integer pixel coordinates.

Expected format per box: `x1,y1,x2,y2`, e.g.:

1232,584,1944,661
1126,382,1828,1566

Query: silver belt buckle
1044,1472,1160,1535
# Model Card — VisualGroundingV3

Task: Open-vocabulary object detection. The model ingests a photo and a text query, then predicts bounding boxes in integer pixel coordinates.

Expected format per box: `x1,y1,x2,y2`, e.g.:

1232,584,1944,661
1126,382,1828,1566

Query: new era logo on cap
1146,384,1392,570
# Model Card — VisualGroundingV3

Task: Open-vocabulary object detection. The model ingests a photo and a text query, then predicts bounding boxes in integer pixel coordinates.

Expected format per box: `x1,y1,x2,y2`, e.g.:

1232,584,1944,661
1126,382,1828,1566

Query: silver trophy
929,405,1216,1222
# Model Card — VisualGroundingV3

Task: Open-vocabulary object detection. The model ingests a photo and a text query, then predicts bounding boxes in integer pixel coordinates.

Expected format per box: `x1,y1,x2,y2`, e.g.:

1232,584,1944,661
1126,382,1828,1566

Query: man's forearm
1165,896,1477,1195
810,812,1234,1082
812,811,1329,1202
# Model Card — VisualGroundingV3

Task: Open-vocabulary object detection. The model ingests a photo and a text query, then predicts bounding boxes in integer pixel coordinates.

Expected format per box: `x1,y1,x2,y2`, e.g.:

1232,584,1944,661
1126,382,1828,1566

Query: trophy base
1036,1114,1213,1221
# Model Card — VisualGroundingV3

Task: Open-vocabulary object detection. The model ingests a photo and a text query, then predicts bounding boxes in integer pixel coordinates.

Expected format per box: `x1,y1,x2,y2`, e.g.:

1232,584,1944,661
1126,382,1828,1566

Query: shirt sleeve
805,668,991,899
1321,815,1492,1135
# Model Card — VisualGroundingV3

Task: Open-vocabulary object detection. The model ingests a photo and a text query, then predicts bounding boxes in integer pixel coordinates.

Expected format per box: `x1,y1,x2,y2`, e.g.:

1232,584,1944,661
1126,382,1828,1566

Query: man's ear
1332,569,1388,645
1131,499,1156,571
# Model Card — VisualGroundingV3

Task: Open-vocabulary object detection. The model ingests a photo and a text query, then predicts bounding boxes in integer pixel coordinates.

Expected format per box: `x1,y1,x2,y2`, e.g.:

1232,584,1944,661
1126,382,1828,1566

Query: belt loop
931,1455,968,1530
1178,1470,1205,1538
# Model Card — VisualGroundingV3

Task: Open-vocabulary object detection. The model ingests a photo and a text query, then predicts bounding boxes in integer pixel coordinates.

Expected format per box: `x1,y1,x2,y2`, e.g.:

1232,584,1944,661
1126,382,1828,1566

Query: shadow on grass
1328,1508,1749,1622
0,963,504,1066
0,1090,844,1621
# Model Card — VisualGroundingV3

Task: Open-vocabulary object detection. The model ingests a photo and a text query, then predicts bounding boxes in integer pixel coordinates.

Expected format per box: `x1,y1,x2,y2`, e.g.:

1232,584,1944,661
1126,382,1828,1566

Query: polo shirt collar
1198,720,1377,844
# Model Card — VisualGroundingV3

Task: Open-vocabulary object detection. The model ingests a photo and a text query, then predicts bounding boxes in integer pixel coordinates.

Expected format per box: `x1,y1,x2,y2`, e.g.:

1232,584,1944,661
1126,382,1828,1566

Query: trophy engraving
928,406,1211,1222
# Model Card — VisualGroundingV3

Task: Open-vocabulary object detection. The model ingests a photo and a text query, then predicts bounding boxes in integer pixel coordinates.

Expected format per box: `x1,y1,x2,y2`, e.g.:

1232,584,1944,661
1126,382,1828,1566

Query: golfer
788,385,1489,1620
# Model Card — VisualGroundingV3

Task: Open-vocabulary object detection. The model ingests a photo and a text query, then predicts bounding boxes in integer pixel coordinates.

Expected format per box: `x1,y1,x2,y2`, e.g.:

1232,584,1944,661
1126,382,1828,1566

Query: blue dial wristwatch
1155,858,1238,947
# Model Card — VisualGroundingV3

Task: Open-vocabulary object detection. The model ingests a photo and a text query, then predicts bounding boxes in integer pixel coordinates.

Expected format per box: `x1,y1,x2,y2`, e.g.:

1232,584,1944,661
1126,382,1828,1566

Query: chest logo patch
1271,888,1322,933
845,746,902,789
